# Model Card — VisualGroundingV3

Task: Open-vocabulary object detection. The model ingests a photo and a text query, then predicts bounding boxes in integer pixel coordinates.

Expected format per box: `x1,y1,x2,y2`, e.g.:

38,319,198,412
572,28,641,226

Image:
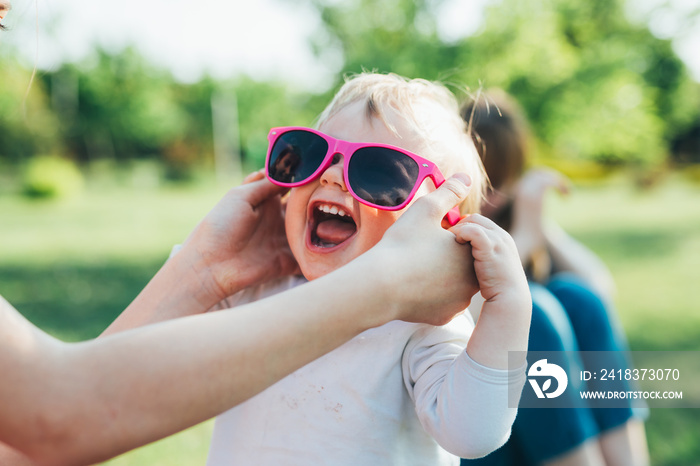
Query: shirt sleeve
402,315,527,459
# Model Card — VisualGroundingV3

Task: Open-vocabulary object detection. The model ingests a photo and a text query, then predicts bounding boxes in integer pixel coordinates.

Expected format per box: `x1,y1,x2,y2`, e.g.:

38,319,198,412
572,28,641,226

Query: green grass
549,176,700,465
103,421,214,466
0,183,227,340
1,173,699,464
548,178,700,351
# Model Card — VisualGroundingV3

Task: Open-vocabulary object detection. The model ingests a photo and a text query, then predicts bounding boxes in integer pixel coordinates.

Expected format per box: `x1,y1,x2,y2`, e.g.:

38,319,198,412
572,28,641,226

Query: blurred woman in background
460,89,650,466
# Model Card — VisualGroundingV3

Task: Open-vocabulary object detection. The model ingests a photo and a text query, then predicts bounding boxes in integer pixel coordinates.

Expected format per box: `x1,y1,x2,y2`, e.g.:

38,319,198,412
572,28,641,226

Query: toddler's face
284,101,437,280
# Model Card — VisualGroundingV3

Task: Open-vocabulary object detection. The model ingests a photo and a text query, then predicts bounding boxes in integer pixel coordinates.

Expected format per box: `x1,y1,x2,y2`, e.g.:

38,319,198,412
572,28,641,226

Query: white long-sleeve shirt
206,276,526,465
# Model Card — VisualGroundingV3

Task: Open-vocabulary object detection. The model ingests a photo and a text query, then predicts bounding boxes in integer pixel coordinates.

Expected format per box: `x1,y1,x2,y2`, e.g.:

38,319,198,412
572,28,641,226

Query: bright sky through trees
2,0,698,90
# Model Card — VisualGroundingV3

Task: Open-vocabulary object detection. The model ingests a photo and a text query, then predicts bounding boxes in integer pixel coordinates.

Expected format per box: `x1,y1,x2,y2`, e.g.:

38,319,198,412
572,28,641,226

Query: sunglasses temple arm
445,207,461,226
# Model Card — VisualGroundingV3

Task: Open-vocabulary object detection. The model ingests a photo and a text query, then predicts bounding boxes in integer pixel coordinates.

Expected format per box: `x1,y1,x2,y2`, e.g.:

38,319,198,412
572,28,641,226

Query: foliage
233,76,323,168
466,0,698,165
0,59,63,162
307,0,456,81
305,0,700,166
1,50,315,179
21,155,84,199
45,48,190,165
1,0,700,179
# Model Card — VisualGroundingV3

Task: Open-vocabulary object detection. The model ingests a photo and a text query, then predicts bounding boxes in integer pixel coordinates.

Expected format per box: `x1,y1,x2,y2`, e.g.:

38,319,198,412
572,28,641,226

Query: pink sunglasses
265,126,461,225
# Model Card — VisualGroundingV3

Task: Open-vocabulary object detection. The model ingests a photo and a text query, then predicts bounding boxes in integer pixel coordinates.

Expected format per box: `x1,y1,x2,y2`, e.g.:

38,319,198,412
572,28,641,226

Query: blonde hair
316,72,486,214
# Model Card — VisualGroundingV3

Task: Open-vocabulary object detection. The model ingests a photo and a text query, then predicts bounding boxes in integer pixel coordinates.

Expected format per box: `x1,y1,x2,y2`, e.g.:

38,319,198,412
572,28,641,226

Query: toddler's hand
450,214,529,305
181,174,299,304
451,213,531,370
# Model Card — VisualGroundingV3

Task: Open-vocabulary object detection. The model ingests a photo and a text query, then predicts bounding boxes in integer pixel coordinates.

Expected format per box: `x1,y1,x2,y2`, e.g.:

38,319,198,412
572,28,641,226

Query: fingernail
453,173,472,187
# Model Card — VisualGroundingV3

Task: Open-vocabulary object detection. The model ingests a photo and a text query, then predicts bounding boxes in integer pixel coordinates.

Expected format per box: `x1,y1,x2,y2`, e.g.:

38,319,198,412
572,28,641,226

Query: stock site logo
527,359,568,399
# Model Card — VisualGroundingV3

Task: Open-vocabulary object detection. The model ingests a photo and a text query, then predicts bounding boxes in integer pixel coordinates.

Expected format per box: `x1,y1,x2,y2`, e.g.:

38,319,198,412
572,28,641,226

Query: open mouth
310,202,357,249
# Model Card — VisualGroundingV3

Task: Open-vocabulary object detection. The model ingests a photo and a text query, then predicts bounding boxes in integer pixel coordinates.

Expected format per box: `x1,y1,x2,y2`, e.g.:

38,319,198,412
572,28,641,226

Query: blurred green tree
304,0,700,167
462,0,700,165
233,76,323,168
30,51,321,178
43,48,187,166
308,0,458,81
4,0,699,178
0,59,62,164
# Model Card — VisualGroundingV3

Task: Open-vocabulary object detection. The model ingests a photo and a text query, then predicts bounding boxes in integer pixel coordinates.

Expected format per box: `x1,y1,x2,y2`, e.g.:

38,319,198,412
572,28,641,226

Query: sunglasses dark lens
268,130,329,184
348,147,420,207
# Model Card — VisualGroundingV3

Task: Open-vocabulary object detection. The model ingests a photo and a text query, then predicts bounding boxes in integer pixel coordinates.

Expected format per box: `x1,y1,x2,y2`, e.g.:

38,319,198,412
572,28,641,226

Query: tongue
315,219,356,245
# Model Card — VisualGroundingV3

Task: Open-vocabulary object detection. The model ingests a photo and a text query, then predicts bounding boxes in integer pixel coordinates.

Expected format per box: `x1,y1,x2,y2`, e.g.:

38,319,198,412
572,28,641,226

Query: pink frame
265,126,461,225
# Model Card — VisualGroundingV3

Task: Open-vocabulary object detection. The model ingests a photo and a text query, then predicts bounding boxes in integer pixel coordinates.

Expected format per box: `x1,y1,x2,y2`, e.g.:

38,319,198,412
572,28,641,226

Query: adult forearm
13,257,391,466
508,229,542,266
544,223,616,301
100,248,230,336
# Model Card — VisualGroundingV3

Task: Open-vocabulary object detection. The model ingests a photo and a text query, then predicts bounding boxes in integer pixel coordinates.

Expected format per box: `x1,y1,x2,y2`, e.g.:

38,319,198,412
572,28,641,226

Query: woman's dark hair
459,89,531,192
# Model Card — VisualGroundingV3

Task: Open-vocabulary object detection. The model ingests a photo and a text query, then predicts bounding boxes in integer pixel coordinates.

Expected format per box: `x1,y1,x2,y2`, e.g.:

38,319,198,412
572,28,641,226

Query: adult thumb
406,173,472,223
240,177,289,208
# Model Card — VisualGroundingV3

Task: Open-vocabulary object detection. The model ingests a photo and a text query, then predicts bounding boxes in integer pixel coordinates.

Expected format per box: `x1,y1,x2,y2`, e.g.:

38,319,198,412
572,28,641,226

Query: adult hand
363,174,479,326
180,171,300,306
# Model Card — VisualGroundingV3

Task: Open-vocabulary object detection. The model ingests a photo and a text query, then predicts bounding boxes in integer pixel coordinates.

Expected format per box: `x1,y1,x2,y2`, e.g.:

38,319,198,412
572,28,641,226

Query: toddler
206,73,531,465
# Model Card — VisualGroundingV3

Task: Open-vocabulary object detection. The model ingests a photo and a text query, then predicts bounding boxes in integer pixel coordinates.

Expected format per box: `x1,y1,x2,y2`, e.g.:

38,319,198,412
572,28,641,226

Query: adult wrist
349,249,401,326
166,247,227,312
99,249,225,336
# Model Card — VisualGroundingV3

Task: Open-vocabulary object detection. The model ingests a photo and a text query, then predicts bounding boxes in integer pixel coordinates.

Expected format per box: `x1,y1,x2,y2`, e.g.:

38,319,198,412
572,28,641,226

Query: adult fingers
243,169,265,184
404,173,472,224
236,177,289,208
553,171,571,195
524,168,570,197
537,169,570,195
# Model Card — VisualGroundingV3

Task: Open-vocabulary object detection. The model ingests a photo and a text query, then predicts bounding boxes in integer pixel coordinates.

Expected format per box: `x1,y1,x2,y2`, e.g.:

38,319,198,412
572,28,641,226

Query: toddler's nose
319,153,346,190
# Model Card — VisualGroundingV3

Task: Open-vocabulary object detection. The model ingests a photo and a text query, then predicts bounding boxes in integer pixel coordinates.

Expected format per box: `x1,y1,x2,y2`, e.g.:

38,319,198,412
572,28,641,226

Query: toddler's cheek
284,188,307,221
359,208,401,247
283,191,307,243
